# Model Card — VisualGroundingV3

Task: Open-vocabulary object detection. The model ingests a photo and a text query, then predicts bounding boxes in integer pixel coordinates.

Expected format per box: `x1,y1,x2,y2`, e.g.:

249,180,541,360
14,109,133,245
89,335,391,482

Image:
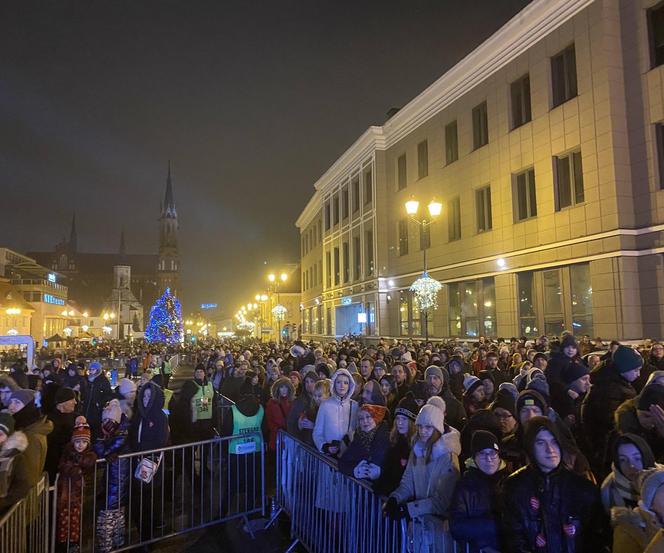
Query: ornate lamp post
404,197,443,342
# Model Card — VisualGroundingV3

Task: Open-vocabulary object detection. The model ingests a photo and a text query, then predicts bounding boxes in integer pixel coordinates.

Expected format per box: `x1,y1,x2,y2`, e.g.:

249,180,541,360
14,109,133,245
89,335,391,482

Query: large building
297,0,664,342
30,165,181,319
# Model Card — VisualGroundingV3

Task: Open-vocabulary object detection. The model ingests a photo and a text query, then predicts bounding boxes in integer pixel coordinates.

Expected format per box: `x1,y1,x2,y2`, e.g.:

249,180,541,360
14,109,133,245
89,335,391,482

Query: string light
410,271,442,311
145,288,184,345
272,304,287,320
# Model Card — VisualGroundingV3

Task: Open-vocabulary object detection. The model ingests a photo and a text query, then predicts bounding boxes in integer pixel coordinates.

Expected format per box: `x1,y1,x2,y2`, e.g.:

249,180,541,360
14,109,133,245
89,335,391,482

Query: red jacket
265,397,292,451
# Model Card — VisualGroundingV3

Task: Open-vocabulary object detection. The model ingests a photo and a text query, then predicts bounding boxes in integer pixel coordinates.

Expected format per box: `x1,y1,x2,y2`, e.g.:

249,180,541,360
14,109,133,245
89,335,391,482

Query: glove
383,497,400,519
366,463,381,480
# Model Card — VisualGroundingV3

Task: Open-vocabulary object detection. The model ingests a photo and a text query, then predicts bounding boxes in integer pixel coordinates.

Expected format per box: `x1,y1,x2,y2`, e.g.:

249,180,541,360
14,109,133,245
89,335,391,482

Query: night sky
0,0,531,315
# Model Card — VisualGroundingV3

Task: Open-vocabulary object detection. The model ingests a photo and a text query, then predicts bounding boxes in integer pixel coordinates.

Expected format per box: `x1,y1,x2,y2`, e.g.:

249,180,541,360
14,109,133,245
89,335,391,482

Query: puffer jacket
390,425,461,518
0,430,29,509
312,368,358,454
449,460,507,552
93,415,130,510
612,505,664,553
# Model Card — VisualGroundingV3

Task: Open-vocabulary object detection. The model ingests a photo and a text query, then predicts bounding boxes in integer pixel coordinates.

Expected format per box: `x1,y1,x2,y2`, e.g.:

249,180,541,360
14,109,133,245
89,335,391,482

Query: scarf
610,462,639,508
354,427,379,452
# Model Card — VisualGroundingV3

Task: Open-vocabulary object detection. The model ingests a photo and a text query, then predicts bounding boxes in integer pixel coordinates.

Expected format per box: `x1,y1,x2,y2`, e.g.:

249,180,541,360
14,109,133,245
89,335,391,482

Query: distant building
29,165,181,319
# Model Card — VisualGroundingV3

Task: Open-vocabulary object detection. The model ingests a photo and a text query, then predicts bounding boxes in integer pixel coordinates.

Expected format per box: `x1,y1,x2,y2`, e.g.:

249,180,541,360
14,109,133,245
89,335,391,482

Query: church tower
157,162,180,297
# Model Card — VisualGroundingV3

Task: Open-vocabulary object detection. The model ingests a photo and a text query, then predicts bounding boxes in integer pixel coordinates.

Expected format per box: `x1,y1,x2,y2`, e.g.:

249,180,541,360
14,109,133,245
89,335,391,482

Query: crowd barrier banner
275,430,470,553
52,432,265,553
0,472,49,553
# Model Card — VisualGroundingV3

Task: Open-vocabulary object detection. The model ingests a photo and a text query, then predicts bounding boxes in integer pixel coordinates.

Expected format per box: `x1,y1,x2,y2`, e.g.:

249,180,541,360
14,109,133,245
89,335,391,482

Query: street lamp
404,196,443,342
267,272,288,343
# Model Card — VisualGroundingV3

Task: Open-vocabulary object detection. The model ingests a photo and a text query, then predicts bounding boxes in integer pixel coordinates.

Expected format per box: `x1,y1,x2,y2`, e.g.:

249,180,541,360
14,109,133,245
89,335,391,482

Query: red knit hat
360,403,388,426
71,416,91,444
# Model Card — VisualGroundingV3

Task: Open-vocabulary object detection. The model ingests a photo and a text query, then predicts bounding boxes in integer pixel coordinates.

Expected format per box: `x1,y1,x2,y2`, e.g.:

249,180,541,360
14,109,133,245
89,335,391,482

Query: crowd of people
3,333,664,552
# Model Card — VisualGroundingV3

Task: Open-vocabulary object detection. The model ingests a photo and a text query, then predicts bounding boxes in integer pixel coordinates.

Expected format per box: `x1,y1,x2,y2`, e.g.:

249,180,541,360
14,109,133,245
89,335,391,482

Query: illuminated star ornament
145,288,184,345
410,271,442,311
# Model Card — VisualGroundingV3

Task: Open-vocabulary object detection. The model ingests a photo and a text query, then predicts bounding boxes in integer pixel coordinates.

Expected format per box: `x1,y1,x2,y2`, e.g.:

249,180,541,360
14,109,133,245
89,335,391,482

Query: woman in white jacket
313,368,358,457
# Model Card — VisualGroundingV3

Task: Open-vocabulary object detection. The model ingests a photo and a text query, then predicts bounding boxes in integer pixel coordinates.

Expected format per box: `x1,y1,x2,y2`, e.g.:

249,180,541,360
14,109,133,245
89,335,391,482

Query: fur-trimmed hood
0,430,28,457
413,426,462,460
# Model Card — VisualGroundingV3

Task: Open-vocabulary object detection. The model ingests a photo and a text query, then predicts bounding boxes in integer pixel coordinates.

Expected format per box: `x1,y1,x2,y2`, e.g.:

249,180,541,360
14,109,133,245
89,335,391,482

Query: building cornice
295,189,322,230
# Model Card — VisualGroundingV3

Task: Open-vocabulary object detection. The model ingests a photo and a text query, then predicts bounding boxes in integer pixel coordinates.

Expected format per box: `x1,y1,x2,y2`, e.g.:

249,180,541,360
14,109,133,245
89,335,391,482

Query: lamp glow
405,199,419,215
428,200,442,217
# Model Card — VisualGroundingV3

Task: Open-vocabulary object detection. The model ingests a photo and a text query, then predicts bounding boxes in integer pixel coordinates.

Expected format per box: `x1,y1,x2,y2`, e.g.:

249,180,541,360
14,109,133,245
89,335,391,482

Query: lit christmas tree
145,288,183,345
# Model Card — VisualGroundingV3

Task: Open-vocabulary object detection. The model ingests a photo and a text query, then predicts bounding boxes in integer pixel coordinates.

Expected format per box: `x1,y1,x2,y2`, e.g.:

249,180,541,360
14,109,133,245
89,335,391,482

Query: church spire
162,160,176,216
69,212,78,253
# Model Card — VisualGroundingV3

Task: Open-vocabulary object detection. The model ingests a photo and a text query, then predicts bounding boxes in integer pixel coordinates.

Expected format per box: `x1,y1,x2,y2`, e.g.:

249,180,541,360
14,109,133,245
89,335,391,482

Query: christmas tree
145,288,183,345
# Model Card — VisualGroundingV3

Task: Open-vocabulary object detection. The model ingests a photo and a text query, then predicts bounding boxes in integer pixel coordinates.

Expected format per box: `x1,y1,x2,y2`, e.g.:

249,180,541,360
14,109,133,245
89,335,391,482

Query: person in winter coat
450,430,508,553
0,413,29,511
265,377,295,452
601,433,658,514
286,369,320,445
339,403,390,484
62,363,87,398
420,365,466,430
116,378,137,421
5,389,53,507
545,333,580,386
375,392,418,496
462,375,488,418
582,345,642,479
175,365,216,444
616,383,664,461
313,368,358,458
385,396,461,543
45,386,79,482
82,361,112,437
56,416,97,548
612,468,664,553
501,416,607,553
379,375,398,413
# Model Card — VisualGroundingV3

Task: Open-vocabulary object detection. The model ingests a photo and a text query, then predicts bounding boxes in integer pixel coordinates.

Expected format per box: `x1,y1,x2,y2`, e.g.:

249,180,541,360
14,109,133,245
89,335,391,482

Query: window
333,247,340,286
448,197,461,241
333,194,339,225
555,150,584,209
420,224,430,250
326,251,331,287
312,264,317,287
342,242,349,283
324,201,331,230
511,74,532,129
399,292,410,335
326,306,332,335
551,45,577,107
366,230,374,276
542,269,565,336
398,219,409,256
570,264,593,335
397,154,407,190
318,260,322,285
514,168,537,221
352,175,360,212
476,186,492,232
353,236,361,281
317,304,323,334
448,278,496,337
445,120,458,165
518,272,538,336
417,140,429,179
472,101,489,150
650,3,664,67
342,186,349,219
364,168,372,205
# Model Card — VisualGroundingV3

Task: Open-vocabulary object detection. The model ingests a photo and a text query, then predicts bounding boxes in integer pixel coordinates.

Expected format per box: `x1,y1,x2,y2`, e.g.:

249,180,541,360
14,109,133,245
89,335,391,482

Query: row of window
397,149,584,255
323,166,373,232
302,220,323,257
302,260,323,292
396,45,577,190
324,231,375,288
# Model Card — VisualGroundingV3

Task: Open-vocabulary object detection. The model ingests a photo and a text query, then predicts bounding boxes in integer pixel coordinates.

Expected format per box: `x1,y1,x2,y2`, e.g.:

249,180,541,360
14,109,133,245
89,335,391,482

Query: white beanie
415,396,446,434
117,378,136,398
463,374,482,396
401,351,413,363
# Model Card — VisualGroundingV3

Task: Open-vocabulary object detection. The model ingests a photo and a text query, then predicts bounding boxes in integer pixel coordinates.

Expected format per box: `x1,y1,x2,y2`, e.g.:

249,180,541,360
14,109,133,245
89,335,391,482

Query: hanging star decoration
410,271,442,311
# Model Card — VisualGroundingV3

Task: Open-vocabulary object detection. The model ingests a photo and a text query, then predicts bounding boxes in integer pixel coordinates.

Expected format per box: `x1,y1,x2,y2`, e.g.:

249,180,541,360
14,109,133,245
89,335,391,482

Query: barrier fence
0,472,49,553
274,430,470,553
52,432,265,553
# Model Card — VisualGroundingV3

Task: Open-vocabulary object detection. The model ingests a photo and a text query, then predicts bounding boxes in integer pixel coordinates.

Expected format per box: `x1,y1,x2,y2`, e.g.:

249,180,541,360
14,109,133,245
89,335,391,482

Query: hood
331,368,356,402
137,382,165,419
0,430,28,456
613,433,656,475
413,425,462,460
270,377,295,401
589,359,622,384
24,416,54,437
522,416,560,469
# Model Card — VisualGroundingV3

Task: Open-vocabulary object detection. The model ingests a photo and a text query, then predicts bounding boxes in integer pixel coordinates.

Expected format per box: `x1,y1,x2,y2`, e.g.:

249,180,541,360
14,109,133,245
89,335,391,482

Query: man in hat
419,365,466,430
81,361,112,438
45,386,79,481
550,360,590,433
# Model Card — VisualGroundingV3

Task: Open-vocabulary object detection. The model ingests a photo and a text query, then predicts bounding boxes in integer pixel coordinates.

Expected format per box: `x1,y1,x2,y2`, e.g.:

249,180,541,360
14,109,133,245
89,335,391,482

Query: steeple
162,160,176,217
69,212,78,253
119,227,126,256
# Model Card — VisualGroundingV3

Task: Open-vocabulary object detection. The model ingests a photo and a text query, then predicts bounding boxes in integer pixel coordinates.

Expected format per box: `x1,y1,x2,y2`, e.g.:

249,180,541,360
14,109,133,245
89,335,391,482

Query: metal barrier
52,432,265,553
274,431,470,553
0,472,50,553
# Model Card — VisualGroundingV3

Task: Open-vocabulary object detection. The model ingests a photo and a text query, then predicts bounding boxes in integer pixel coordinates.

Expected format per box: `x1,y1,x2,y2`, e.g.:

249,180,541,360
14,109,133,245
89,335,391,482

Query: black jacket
130,382,169,452
82,374,112,435
449,464,507,552
45,409,78,481
374,434,411,496
338,423,390,482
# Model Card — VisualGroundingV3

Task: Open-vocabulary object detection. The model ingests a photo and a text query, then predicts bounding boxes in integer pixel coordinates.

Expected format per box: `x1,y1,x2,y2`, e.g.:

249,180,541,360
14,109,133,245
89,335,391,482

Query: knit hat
374,360,387,372
561,334,578,351
424,365,444,381
89,361,102,373
316,363,331,379
71,416,91,444
300,364,317,379
463,375,483,397
638,468,664,510
561,361,589,386
395,391,419,421
638,383,664,411
498,382,519,400
526,376,550,400
54,386,77,405
471,430,500,458
117,378,137,398
102,399,122,423
612,345,643,374
532,352,548,365
9,389,35,409
401,351,413,363
415,396,446,434
478,370,495,384
0,413,14,436
516,389,548,415
490,388,516,418
360,404,388,426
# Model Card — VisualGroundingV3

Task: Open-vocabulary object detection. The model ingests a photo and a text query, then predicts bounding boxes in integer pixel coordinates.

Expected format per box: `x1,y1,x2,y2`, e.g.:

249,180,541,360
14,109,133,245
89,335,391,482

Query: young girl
313,369,358,458
265,377,295,452
57,416,97,551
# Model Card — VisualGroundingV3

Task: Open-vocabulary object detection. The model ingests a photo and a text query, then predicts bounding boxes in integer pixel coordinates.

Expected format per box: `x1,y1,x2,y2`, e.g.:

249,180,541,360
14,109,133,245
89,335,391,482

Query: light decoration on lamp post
272,304,287,320
410,272,442,311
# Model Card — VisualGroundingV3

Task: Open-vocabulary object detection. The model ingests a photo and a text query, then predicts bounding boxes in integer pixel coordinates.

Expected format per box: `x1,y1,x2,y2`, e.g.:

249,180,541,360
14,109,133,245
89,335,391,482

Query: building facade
297,0,664,341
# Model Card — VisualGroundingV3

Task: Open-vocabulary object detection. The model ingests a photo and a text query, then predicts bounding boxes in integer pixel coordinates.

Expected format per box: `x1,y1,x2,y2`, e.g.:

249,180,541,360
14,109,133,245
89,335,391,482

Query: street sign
200,303,218,310
261,327,272,333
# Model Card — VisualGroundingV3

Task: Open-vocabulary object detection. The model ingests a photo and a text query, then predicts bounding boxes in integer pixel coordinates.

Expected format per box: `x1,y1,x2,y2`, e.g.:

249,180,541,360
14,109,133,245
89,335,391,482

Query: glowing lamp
405,198,419,215
428,200,442,217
